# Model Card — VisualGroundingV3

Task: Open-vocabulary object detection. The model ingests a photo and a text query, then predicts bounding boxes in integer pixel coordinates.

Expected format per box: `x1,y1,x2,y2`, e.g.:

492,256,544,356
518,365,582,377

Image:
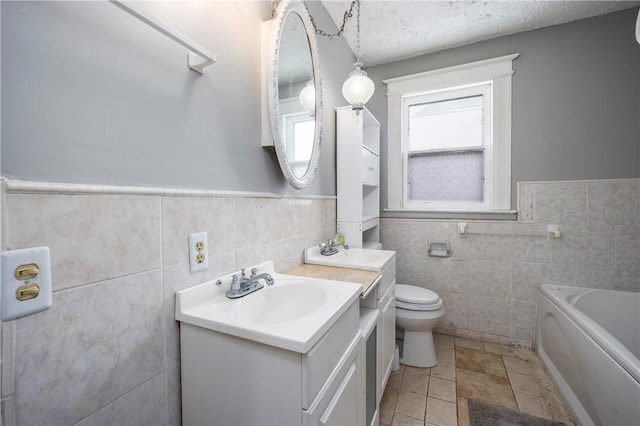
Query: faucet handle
240,268,246,278
230,275,241,291
250,267,259,277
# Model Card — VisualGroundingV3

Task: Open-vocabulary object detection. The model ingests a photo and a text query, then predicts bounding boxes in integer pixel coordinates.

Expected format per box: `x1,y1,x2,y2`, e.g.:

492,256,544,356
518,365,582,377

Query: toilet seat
396,284,443,311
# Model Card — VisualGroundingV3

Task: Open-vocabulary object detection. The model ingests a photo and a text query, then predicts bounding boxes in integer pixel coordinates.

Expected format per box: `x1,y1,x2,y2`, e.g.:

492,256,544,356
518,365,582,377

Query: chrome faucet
319,239,349,256
223,267,274,299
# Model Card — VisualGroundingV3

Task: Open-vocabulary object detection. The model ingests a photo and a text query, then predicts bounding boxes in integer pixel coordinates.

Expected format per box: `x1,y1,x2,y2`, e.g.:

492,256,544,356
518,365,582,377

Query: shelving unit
337,106,382,249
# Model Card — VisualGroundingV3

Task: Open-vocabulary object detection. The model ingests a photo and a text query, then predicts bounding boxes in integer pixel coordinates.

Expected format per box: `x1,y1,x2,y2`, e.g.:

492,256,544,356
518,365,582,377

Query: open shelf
337,106,381,249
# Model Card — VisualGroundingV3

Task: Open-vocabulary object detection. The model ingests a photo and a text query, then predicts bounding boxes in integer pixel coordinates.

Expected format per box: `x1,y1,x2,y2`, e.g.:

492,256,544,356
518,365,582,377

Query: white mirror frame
268,0,323,189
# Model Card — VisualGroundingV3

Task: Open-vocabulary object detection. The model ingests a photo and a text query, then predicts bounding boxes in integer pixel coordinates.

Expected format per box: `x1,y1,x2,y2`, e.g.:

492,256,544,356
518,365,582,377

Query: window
384,54,518,217
284,112,314,176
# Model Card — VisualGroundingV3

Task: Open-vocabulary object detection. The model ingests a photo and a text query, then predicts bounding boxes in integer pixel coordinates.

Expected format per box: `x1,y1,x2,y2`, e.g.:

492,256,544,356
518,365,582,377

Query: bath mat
468,399,566,426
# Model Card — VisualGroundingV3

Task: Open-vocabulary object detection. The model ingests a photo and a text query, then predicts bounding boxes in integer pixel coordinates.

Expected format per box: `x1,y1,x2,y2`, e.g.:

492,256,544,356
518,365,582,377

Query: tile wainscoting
381,178,639,346
0,179,336,426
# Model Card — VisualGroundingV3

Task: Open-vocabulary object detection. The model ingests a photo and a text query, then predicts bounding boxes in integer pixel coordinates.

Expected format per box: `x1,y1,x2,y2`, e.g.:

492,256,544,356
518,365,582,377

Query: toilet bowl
395,284,444,368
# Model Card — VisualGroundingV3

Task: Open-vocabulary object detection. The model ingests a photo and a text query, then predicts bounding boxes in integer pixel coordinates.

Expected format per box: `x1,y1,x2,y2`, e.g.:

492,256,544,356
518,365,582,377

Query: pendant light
299,80,316,114
341,0,374,114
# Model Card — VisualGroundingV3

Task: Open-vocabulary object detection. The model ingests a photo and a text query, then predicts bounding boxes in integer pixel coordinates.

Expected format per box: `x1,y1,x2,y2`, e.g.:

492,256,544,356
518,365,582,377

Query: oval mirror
268,0,323,189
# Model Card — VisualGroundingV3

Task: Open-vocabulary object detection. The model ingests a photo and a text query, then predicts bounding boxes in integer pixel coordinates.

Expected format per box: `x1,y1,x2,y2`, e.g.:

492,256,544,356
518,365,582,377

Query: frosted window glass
408,150,484,202
409,95,483,151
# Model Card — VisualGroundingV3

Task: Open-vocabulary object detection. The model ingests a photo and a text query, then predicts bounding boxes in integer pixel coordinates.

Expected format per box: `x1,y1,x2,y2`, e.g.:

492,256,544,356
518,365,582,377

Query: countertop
285,264,380,295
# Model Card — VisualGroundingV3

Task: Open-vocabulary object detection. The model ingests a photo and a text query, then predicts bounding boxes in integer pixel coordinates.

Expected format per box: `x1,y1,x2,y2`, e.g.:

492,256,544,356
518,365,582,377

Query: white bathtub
536,285,640,426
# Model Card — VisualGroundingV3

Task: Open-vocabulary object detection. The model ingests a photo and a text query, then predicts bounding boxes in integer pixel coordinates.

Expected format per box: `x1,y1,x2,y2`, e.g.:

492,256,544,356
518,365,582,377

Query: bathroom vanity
176,262,364,426
295,247,397,426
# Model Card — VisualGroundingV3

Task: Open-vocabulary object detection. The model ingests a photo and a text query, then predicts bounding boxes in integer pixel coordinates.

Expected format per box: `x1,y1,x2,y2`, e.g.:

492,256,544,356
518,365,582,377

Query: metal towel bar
110,1,216,74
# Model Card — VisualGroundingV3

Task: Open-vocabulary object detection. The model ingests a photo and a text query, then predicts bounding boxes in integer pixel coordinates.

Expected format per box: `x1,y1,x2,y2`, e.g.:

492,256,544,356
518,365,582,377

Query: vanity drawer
377,257,396,300
361,147,379,186
303,331,364,426
301,301,359,409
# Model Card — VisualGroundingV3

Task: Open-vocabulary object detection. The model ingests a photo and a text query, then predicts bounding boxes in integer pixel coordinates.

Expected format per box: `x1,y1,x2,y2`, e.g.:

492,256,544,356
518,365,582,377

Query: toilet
395,284,444,368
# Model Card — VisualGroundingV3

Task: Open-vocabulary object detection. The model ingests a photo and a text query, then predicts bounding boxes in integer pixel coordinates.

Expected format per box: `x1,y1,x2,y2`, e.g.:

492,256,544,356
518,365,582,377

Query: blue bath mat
468,399,566,426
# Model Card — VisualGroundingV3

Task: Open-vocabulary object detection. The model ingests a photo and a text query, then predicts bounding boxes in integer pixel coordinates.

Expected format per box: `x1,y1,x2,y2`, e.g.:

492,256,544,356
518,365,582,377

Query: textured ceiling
320,0,640,66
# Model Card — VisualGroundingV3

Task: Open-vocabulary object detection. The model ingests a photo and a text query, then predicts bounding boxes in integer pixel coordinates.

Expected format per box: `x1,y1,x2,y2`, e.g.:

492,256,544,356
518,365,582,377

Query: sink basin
233,279,334,325
175,261,361,353
304,247,396,272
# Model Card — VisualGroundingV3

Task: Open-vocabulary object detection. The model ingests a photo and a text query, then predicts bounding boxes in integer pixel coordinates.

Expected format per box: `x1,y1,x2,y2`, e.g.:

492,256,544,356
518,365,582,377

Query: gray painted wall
366,7,640,209
1,1,354,196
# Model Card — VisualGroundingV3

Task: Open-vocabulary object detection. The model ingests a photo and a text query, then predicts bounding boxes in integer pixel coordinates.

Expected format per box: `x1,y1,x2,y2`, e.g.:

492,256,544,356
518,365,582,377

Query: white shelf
362,216,379,231
337,106,381,249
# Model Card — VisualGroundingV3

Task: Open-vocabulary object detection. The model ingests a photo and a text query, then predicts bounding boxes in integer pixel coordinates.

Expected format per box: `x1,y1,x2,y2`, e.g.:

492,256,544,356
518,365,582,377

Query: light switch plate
1,247,53,321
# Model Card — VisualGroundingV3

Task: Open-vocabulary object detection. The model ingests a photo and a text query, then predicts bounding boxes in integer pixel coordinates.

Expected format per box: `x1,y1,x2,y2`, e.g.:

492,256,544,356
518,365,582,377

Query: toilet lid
395,284,442,311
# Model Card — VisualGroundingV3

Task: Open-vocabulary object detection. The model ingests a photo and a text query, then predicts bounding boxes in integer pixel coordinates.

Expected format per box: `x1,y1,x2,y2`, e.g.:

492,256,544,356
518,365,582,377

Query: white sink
304,246,396,272
175,261,361,353
233,279,332,325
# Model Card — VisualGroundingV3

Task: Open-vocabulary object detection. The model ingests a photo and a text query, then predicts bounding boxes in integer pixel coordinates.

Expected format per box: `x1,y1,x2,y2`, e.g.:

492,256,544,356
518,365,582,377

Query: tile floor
380,334,575,426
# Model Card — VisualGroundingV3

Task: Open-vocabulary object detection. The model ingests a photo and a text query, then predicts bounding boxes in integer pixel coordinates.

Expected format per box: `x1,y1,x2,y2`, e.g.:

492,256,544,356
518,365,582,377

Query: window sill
382,209,517,221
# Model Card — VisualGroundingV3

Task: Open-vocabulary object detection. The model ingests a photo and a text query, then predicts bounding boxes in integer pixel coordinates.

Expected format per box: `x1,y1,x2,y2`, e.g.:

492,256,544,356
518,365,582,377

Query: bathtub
536,285,639,426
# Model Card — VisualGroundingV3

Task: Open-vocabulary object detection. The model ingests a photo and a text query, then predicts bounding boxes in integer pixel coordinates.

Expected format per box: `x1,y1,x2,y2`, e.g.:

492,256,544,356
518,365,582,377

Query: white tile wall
0,182,336,425
382,178,640,346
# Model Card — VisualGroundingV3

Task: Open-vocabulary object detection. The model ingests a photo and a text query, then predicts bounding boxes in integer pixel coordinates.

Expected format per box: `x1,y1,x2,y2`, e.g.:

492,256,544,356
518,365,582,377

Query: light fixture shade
342,64,374,111
299,80,315,114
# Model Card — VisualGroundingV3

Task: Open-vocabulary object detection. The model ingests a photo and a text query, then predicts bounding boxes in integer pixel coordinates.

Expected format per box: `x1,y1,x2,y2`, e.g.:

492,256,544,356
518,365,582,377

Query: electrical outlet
189,232,208,274
1,246,53,320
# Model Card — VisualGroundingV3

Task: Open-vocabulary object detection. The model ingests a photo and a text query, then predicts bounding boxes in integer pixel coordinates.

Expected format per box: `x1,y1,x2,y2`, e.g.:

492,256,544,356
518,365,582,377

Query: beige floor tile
391,413,424,426
395,390,427,420
541,387,575,425
435,346,456,364
427,377,456,403
425,397,457,426
405,365,431,375
514,391,553,420
503,355,534,375
380,386,399,425
508,370,541,396
402,369,430,395
456,397,470,426
430,361,455,381
455,347,507,378
483,342,514,356
512,347,542,364
454,337,484,351
388,367,406,388
533,365,558,391
434,333,455,348
456,368,518,411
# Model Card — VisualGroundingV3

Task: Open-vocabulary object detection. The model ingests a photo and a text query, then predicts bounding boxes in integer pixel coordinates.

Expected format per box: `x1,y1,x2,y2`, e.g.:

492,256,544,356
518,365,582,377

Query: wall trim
2,178,337,200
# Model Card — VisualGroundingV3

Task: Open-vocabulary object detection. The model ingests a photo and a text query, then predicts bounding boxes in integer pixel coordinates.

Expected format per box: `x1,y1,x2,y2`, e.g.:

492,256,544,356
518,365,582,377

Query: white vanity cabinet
359,257,396,406
337,106,381,249
378,281,396,404
180,301,364,426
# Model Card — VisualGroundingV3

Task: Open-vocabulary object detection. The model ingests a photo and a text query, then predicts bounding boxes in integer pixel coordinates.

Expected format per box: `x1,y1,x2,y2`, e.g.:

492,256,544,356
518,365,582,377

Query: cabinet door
304,333,364,426
361,147,379,186
378,282,396,404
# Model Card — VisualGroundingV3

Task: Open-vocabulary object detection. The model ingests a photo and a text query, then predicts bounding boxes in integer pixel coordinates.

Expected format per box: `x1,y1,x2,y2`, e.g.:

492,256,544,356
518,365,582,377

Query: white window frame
403,82,492,210
384,54,518,216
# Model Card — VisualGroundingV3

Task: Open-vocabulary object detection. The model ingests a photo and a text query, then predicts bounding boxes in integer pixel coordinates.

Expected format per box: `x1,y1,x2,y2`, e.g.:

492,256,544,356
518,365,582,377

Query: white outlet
1,246,53,320
189,232,208,274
